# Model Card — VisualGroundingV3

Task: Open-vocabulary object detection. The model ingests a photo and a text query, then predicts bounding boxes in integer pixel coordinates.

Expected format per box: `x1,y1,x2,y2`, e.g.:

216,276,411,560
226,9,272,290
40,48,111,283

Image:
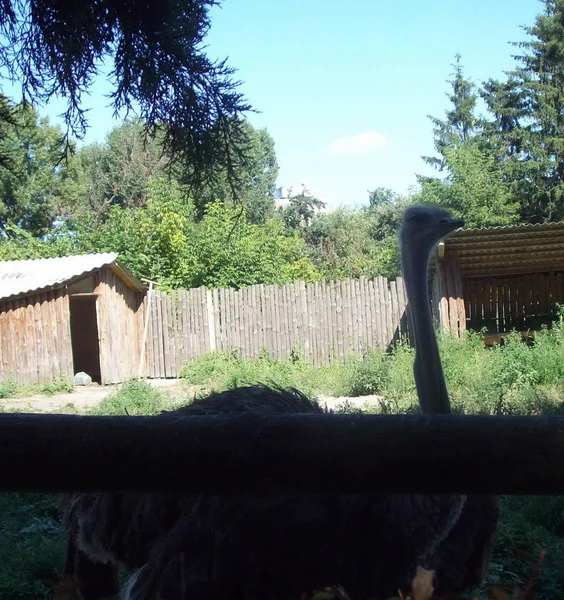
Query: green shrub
346,348,389,396
39,376,74,396
483,495,564,598
90,379,166,416
0,378,18,399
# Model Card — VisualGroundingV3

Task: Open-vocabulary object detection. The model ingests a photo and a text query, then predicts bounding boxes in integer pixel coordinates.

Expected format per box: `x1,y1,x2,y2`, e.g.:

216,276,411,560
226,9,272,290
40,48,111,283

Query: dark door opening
69,295,102,384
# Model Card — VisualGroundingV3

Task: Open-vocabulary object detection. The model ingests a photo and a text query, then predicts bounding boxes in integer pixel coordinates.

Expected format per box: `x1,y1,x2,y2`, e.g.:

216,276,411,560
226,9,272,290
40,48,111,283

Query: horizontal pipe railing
0,412,563,494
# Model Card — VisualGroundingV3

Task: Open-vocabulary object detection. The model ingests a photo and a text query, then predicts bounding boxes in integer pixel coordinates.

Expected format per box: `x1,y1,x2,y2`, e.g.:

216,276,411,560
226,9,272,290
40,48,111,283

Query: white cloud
327,131,388,155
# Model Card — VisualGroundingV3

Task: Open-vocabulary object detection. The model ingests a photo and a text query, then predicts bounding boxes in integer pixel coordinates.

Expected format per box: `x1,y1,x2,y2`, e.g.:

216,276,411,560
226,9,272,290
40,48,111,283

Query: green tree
368,187,397,208
75,177,195,287
304,208,380,280
0,222,77,259
421,55,479,175
0,0,252,186
68,120,171,222
184,121,279,223
479,0,564,222
185,203,319,288
303,196,410,281
279,188,326,232
418,140,519,227
0,100,73,237
418,53,519,227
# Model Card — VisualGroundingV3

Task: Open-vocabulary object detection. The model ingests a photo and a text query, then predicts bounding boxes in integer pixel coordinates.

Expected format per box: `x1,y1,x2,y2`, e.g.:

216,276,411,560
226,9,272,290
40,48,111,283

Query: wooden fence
143,277,411,378
465,272,564,332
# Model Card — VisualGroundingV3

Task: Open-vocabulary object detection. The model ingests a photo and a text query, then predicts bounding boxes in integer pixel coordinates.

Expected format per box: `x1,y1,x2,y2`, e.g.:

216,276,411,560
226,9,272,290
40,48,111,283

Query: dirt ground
0,379,189,413
0,380,383,414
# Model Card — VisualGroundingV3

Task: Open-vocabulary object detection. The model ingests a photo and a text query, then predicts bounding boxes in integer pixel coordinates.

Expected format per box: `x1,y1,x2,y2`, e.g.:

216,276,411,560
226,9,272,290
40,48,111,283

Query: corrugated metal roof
431,221,564,279
0,253,145,301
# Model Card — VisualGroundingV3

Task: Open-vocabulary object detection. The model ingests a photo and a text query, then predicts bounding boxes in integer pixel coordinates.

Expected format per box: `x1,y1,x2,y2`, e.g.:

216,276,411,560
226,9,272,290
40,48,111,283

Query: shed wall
93,268,145,384
0,288,73,385
463,270,564,333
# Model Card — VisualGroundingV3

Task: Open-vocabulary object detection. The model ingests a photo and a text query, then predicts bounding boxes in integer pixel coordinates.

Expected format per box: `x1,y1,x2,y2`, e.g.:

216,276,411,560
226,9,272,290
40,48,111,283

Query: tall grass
179,350,353,399
0,375,74,399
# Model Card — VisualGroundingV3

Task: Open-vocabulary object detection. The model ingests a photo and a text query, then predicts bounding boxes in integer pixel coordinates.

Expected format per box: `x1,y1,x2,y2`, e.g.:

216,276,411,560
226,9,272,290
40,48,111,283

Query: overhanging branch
1,412,563,494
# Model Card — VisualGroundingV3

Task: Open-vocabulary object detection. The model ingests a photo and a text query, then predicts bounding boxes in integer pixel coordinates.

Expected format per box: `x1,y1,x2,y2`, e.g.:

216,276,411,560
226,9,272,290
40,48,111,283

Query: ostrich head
399,205,464,263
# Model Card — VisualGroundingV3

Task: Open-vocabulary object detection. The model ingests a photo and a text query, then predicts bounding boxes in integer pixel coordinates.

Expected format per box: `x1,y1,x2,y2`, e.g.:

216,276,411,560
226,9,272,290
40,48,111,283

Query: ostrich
61,385,463,600
399,205,500,596
60,206,482,600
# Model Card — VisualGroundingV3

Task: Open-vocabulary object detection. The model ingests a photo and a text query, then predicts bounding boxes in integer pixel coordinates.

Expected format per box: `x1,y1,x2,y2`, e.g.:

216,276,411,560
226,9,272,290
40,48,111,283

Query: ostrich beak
439,217,464,234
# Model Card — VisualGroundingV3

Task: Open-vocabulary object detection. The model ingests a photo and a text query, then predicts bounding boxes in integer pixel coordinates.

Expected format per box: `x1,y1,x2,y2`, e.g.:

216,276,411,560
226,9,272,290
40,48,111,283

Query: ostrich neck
402,249,451,415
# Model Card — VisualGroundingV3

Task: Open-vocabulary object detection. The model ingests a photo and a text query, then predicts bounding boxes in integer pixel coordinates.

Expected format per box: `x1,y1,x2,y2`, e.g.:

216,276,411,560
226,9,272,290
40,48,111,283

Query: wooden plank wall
464,271,564,332
144,276,410,377
431,250,466,338
93,268,145,385
0,289,73,384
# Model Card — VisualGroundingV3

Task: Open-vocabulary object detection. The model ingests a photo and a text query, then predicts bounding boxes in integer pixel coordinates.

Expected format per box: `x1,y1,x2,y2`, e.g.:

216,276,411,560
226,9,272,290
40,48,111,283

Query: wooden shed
0,253,146,386
429,221,564,341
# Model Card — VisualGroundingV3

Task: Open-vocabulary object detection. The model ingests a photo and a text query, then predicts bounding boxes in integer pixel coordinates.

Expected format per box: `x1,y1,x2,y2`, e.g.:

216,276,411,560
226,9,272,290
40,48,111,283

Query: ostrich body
62,386,463,600
61,206,494,600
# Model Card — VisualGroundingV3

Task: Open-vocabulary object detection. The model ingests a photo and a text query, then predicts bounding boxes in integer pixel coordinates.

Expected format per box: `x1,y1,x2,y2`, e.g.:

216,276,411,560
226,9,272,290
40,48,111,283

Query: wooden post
1,412,564,494
206,289,216,351
138,279,158,378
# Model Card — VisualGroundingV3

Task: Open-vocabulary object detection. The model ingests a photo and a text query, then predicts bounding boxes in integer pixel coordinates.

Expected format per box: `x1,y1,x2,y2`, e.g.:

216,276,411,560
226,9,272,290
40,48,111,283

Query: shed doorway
69,295,102,384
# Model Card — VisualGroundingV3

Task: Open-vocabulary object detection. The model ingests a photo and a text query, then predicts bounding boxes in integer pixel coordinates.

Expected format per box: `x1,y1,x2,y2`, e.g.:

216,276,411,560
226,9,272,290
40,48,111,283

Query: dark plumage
62,386,464,600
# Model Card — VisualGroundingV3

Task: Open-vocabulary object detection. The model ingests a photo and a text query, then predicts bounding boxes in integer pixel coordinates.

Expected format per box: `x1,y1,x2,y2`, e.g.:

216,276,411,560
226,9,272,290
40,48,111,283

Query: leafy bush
90,379,167,416
0,378,18,398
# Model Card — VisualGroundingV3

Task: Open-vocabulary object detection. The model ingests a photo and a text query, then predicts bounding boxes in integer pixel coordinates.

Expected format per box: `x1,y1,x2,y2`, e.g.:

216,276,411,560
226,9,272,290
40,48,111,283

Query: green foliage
486,495,564,598
90,379,167,416
180,351,352,399
179,322,564,418
346,349,390,397
303,198,409,281
367,187,397,208
0,493,64,600
77,176,195,288
0,376,73,399
0,100,73,237
188,121,279,223
0,379,18,399
182,203,319,289
0,0,253,190
418,140,520,227
70,120,170,221
0,219,80,260
279,189,326,232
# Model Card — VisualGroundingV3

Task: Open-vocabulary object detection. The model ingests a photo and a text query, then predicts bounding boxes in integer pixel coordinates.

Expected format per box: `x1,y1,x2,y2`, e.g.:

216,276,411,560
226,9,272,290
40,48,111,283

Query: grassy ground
0,376,74,400
4,324,564,599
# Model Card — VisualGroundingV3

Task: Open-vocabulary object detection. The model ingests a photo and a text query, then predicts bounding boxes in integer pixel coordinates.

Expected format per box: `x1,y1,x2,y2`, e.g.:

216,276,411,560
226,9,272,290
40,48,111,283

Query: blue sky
2,0,543,209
